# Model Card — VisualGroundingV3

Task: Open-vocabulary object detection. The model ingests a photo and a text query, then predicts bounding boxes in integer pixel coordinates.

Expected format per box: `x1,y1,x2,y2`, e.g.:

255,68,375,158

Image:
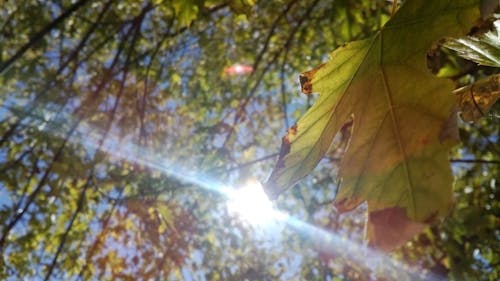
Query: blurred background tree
0,0,498,280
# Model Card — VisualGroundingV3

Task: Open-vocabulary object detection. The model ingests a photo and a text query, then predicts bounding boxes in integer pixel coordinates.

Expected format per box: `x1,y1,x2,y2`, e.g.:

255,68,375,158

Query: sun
226,180,279,226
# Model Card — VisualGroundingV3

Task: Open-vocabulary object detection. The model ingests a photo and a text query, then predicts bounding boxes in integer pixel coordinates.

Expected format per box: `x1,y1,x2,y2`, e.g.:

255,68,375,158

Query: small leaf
172,0,199,27
444,20,500,67
157,204,176,231
453,74,500,122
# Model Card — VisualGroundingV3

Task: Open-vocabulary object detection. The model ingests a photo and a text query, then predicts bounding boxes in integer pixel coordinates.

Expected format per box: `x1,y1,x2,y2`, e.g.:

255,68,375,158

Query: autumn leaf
444,19,500,122
266,0,481,250
453,74,500,122
444,19,500,67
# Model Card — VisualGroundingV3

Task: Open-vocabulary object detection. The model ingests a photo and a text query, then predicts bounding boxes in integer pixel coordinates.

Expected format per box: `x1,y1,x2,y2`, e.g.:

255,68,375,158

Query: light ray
1,103,445,281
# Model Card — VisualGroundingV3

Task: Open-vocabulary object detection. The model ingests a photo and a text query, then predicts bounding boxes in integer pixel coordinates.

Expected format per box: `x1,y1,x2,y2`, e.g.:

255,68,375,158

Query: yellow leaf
171,73,182,86
266,0,481,250
157,203,176,231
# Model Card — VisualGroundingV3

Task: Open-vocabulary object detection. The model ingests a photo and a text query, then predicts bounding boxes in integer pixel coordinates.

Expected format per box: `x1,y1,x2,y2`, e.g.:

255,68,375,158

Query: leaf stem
391,0,398,16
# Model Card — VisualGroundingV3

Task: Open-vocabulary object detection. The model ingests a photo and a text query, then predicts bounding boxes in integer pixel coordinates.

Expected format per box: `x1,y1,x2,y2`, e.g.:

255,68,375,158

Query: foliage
0,0,498,280
444,19,500,67
444,19,500,122
266,0,484,250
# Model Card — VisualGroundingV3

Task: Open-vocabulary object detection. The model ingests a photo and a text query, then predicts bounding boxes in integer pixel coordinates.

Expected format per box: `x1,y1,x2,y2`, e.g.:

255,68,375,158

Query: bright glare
22,102,436,280
227,180,278,225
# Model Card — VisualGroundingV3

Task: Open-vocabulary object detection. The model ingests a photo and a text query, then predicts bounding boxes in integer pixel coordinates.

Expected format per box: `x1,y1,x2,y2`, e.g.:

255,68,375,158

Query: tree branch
250,0,299,73
0,0,91,74
43,175,92,281
221,0,321,148
0,122,79,252
75,187,124,281
0,0,115,147
43,13,145,277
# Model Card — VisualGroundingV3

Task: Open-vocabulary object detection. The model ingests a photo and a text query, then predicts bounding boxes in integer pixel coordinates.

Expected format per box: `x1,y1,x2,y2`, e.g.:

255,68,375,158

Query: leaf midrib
379,31,416,217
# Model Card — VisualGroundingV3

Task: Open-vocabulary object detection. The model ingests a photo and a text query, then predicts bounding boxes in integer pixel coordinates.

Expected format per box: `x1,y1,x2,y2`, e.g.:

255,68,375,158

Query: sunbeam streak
2,104,446,281
282,217,446,281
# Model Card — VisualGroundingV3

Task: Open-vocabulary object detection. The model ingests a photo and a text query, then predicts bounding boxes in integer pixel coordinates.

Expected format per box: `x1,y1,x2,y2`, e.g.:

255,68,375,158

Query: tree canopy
0,0,498,280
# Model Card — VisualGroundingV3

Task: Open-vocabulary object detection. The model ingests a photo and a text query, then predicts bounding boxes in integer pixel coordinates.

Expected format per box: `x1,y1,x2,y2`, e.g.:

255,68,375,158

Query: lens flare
223,63,253,76
226,180,281,225
3,102,446,281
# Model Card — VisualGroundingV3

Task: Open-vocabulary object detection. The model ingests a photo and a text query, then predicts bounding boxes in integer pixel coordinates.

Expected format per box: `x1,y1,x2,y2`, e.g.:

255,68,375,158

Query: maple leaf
265,0,481,250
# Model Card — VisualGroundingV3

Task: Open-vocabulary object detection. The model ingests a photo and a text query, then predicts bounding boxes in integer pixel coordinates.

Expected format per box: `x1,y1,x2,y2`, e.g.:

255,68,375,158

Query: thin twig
44,12,146,278
211,153,279,173
450,158,500,165
280,45,290,129
250,0,300,73
43,175,92,281
75,187,124,281
0,0,114,147
139,15,175,144
212,152,500,174
221,0,321,148
0,121,79,251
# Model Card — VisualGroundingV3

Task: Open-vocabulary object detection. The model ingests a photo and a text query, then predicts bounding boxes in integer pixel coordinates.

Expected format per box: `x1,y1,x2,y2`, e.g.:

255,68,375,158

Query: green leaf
157,203,175,231
266,0,481,250
172,0,200,27
444,20,500,67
